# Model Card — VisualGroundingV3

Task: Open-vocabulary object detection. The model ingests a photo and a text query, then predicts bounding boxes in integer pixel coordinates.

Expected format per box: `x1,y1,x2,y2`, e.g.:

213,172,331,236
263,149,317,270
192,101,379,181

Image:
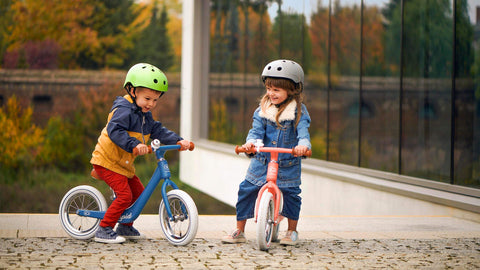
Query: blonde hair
260,77,304,127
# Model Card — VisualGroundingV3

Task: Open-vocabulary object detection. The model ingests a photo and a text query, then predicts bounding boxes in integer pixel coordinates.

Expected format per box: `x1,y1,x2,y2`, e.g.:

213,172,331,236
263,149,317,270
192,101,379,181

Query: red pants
93,165,144,228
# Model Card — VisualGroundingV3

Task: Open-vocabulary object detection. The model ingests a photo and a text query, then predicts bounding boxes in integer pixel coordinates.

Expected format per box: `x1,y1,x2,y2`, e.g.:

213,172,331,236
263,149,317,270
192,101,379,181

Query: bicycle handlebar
133,142,195,156
235,145,312,157
179,141,195,151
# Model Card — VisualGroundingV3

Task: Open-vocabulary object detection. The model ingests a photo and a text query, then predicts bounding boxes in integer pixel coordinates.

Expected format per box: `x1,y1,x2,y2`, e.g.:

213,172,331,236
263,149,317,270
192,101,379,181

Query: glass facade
208,0,480,189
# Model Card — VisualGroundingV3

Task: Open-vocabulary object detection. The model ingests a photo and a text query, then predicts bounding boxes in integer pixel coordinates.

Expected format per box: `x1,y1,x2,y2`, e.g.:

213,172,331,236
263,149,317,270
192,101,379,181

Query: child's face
133,87,162,113
266,85,288,105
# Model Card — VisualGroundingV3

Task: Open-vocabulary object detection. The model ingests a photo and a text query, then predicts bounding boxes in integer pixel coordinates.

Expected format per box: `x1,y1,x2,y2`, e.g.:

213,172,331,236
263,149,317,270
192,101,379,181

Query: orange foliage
8,0,99,68
0,95,45,168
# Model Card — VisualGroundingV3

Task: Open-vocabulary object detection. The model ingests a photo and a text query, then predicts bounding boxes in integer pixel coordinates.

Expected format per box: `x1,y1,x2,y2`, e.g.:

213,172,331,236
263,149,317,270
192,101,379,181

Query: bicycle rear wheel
59,185,106,239
159,189,198,246
256,192,275,251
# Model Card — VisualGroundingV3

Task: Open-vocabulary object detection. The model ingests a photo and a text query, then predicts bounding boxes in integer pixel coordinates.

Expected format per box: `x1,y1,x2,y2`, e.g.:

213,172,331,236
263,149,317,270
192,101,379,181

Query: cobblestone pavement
1,214,480,269
1,237,479,269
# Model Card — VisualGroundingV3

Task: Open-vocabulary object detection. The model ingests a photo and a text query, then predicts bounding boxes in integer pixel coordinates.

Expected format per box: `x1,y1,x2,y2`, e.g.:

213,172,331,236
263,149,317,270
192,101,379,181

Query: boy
91,63,190,243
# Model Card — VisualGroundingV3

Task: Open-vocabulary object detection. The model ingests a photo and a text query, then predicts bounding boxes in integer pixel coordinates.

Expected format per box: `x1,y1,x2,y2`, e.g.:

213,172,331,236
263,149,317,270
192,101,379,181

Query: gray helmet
261,59,304,85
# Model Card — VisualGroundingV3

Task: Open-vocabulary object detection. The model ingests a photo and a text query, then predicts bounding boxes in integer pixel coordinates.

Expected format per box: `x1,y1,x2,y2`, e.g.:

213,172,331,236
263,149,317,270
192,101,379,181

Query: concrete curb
1,214,480,239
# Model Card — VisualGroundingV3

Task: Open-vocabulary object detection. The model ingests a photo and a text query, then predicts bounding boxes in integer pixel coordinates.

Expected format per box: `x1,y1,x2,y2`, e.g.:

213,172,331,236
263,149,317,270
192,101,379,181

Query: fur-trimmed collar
259,100,297,122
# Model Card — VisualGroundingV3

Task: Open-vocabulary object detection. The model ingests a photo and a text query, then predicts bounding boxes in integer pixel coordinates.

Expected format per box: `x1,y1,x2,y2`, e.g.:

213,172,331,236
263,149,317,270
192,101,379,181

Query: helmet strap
125,84,138,103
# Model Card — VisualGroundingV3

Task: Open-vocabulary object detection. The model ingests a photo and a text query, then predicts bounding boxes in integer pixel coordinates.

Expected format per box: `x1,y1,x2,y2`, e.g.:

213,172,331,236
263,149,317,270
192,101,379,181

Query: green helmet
123,63,168,92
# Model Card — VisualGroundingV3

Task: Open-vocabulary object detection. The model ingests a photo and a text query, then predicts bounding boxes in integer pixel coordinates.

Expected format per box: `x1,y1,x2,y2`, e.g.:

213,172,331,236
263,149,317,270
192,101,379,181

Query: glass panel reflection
401,0,453,182
361,0,400,172
328,0,361,165
207,0,480,189
454,0,480,188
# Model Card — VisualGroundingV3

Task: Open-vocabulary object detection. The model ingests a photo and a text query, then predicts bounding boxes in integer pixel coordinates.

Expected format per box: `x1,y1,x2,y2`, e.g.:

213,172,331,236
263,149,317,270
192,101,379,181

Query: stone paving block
327,231,391,239
380,231,444,239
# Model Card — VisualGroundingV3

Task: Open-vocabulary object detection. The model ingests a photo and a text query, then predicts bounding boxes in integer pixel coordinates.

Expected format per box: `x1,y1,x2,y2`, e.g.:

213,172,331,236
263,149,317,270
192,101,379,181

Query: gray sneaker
116,224,146,240
280,230,299,246
221,229,246,244
94,226,125,244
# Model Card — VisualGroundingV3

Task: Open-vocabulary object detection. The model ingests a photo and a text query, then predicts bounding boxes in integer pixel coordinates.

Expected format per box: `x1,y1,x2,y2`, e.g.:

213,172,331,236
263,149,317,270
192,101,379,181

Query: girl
222,59,311,246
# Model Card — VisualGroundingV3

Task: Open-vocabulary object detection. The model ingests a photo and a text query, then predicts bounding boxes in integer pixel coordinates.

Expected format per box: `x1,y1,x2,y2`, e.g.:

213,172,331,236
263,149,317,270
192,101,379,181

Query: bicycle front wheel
256,191,275,251
159,189,198,246
58,185,106,239
271,192,283,242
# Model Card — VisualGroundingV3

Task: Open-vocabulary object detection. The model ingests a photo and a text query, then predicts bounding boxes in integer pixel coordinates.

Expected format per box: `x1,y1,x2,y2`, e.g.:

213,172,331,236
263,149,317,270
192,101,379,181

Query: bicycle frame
77,144,185,223
253,147,294,225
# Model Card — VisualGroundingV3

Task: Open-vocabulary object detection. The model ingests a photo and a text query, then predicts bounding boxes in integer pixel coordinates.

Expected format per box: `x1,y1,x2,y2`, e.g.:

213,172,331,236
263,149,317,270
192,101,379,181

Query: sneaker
94,226,126,244
221,229,246,244
280,230,299,246
116,224,146,240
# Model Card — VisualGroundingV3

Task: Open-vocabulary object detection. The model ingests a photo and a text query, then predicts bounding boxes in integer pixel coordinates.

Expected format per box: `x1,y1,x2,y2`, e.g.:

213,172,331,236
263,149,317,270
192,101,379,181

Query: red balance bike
235,141,311,250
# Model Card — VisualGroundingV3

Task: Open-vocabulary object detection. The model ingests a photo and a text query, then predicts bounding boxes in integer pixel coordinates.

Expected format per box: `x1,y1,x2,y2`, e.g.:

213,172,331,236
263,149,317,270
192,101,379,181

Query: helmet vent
267,66,272,70
163,81,166,85
277,67,282,71
154,79,158,83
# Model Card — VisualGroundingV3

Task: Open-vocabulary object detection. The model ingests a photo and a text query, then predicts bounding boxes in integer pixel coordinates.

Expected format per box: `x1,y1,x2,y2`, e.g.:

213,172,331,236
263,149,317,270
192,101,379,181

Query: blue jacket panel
107,95,182,152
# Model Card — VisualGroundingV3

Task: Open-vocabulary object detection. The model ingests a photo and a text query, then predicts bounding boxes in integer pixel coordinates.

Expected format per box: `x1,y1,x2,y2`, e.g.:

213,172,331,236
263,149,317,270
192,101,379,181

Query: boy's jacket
91,95,182,178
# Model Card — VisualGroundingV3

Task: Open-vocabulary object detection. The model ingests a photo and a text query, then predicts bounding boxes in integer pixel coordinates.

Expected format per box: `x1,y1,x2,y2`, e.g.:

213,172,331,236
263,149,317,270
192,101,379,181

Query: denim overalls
236,102,311,221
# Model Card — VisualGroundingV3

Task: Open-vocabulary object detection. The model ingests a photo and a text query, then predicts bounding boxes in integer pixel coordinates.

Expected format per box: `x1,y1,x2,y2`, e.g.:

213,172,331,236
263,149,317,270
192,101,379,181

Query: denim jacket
244,101,311,188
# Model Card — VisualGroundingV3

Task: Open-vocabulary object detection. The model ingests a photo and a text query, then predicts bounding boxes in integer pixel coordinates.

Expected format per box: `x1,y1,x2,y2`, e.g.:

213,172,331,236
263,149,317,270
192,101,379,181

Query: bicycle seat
90,168,101,180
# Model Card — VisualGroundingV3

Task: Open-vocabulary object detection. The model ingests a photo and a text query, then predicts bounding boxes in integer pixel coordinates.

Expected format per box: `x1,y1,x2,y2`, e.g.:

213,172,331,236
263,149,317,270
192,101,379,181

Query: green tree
131,2,174,70
0,0,13,67
384,0,454,78
271,11,312,74
84,0,139,69
454,0,475,78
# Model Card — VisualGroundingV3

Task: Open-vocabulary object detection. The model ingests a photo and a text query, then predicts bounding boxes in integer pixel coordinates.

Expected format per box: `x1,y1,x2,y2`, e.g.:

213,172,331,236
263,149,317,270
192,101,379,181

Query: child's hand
178,140,190,150
242,142,254,151
135,144,149,155
294,145,309,156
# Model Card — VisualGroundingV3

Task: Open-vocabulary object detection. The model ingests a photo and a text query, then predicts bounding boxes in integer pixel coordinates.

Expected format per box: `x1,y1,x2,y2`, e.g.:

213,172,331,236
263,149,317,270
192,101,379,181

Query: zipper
141,115,146,144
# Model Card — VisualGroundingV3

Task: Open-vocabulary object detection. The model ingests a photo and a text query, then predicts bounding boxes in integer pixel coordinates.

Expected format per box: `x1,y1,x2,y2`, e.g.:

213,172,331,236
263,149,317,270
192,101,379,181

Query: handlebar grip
291,148,312,157
177,141,195,151
235,145,243,155
235,145,256,155
132,145,153,156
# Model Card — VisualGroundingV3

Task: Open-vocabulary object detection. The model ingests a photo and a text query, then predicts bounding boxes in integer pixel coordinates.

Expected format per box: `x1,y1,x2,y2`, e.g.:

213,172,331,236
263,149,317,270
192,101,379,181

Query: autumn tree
0,96,45,171
362,6,388,76
0,0,13,67
329,2,362,76
309,4,329,75
7,0,99,68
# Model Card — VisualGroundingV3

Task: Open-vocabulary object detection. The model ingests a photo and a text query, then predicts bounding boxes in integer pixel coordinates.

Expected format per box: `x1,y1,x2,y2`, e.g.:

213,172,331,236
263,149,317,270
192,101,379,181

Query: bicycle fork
254,155,282,225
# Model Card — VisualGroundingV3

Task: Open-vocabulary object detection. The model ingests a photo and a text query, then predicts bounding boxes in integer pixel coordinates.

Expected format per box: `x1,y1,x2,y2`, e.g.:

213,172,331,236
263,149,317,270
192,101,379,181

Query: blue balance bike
59,139,198,246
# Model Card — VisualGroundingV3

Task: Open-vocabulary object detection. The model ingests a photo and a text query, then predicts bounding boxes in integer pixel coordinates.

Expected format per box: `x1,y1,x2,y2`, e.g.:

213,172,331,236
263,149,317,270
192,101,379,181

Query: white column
180,0,209,141
180,0,209,182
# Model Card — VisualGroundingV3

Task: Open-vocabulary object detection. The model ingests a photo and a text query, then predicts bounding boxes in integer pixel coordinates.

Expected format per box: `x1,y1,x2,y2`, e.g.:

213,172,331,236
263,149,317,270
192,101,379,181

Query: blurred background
0,0,234,214
0,0,479,213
